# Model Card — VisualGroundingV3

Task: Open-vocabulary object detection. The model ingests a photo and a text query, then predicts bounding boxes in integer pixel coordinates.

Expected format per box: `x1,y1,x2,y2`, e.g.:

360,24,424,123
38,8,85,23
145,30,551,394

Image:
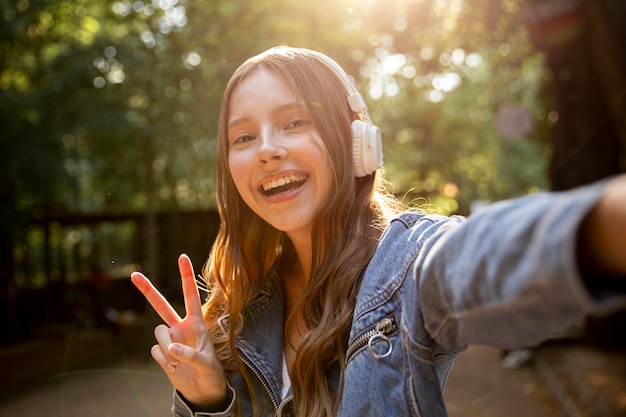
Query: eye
286,117,309,130
232,134,256,146
238,134,255,143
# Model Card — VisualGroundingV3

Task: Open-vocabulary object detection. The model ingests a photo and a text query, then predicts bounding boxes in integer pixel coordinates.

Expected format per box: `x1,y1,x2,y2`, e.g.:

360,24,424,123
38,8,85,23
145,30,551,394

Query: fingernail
169,343,181,356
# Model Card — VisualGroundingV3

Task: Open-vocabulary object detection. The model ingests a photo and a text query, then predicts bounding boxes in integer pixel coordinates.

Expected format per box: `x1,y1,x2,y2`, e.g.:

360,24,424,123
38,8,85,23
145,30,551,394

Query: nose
256,132,287,165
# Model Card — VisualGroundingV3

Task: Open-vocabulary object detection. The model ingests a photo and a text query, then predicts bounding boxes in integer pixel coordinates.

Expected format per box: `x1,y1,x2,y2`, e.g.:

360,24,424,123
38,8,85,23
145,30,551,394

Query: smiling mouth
261,174,308,196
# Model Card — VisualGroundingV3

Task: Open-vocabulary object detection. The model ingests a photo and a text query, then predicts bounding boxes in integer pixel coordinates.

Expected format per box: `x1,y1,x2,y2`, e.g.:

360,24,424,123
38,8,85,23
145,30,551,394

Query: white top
280,353,291,401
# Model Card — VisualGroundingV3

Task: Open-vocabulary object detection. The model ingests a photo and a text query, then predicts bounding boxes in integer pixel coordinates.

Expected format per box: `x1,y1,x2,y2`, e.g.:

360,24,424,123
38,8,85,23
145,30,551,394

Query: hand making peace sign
131,254,228,410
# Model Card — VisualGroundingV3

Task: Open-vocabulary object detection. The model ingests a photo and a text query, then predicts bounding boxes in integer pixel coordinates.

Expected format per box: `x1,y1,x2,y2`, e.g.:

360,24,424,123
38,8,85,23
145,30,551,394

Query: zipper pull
368,317,395,359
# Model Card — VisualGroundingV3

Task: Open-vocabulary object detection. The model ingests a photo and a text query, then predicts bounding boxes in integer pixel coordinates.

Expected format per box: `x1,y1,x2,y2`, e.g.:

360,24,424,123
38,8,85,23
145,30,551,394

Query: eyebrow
228,102,308,130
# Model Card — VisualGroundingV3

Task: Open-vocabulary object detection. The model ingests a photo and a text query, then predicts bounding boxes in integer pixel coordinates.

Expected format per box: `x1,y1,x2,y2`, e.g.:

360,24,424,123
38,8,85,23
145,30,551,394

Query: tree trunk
546,0,626,190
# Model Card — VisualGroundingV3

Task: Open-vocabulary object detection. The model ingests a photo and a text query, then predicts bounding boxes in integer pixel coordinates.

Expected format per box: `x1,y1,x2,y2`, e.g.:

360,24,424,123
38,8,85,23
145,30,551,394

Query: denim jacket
173,178,626,417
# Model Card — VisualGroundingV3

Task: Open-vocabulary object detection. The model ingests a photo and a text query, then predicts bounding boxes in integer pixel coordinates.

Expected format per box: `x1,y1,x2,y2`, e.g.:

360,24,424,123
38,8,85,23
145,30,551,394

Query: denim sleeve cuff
172,383,236,417
562,180,626,315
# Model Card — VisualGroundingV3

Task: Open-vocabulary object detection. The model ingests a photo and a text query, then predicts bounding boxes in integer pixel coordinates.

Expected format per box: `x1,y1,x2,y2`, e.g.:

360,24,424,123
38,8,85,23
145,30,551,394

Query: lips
261,173,308,196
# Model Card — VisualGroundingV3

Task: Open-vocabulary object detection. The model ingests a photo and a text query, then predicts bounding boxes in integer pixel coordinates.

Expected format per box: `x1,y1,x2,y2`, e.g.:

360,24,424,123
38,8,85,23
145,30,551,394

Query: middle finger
178,254,204,318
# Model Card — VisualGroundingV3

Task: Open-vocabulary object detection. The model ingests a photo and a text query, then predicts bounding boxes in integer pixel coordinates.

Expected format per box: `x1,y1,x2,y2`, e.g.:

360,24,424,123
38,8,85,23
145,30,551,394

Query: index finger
178,254,204,318
131,272,182,326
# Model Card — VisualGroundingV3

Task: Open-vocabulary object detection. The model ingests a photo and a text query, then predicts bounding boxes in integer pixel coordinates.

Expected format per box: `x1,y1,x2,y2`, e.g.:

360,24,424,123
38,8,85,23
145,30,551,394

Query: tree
531,0,626,190
346,0,555,213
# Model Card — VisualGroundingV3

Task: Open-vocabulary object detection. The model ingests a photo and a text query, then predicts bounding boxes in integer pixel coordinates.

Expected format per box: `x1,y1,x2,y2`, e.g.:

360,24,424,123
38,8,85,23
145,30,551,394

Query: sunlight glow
140,31,156,48
403,66,416,79
434,0,464,17
106,63,126,84
420,47,435,61
93,77,105,89
465,53,483,68
113,0,187,33
383,54,406,74
112,1,132,16
183,50,202,69
451,49,465,66
385,82,400,97
427,89,444,103
432,72,461,92
369,84,383,100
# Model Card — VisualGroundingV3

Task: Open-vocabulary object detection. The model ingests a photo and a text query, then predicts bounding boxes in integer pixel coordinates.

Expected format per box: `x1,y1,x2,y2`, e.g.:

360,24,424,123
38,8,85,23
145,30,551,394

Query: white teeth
262,174,307,191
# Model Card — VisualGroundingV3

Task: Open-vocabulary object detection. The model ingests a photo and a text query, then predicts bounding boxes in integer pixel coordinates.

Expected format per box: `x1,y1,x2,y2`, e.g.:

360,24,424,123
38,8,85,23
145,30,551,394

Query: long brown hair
202,46,402,416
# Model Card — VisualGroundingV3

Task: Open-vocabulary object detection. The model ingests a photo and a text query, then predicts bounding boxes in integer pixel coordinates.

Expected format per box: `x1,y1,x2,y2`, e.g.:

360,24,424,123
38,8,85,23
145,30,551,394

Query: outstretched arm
131,254,229,411
577,174,626,281
413,174,626,352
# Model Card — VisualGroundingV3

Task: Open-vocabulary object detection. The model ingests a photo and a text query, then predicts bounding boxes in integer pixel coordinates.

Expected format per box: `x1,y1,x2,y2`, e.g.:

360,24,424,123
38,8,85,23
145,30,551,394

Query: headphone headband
292,47,383,177
295,48,372,123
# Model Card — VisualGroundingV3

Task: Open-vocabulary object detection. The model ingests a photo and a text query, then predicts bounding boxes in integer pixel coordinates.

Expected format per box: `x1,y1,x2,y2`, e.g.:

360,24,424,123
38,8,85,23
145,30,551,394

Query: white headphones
298,48,383,177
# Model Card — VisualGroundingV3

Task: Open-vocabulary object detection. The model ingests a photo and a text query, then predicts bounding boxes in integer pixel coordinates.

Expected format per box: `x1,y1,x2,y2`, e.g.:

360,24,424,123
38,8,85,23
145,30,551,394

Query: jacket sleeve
172,384,237,417
415,178,626,352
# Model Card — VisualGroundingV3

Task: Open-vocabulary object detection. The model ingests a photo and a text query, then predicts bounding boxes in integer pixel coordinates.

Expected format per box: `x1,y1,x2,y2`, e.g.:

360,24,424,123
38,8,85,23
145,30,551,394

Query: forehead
226,69,311,135
229,69,298,108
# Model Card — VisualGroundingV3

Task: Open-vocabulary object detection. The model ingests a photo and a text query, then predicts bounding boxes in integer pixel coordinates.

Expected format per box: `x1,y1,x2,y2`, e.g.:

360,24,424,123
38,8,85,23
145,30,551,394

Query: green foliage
345,0,550,214
2,0,551,220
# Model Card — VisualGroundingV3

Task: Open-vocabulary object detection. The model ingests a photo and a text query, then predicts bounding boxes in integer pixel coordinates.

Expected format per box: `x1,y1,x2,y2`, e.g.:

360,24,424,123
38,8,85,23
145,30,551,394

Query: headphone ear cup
351,120,383,177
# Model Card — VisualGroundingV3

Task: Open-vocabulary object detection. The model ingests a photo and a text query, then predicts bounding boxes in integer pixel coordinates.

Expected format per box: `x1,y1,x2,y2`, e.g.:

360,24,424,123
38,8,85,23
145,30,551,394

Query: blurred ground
0,359,172,417
445,342,626,417
0,325,625,417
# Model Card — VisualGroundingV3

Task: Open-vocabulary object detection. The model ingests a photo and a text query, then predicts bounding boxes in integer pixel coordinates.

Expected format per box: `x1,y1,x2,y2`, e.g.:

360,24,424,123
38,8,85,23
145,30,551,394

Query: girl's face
227,69,334,241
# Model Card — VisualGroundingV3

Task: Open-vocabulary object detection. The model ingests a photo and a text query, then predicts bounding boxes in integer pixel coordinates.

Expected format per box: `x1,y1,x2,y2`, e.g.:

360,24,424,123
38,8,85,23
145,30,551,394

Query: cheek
320,161,335,199
228,154,248,194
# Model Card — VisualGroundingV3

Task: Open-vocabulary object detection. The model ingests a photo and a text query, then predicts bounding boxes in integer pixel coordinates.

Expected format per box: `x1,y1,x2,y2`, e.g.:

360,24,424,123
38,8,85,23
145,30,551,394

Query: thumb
168,343,195,362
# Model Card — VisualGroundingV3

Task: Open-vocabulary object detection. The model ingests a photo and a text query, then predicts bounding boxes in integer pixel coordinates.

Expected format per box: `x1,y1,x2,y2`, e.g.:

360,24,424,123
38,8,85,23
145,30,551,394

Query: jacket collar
217,266,286,402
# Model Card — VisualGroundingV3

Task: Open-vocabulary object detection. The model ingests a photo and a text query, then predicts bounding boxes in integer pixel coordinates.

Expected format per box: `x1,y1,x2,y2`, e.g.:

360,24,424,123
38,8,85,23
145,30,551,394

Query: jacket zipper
239,352,280,415
345,316,397,364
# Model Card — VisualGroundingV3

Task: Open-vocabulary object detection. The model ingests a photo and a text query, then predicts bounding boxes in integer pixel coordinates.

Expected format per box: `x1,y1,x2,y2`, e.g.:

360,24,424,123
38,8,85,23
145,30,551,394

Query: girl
131,46,626,417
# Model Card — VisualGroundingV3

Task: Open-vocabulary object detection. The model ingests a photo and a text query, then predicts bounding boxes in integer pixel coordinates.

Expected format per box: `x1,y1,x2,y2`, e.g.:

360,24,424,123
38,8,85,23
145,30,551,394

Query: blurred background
1,0,625,415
